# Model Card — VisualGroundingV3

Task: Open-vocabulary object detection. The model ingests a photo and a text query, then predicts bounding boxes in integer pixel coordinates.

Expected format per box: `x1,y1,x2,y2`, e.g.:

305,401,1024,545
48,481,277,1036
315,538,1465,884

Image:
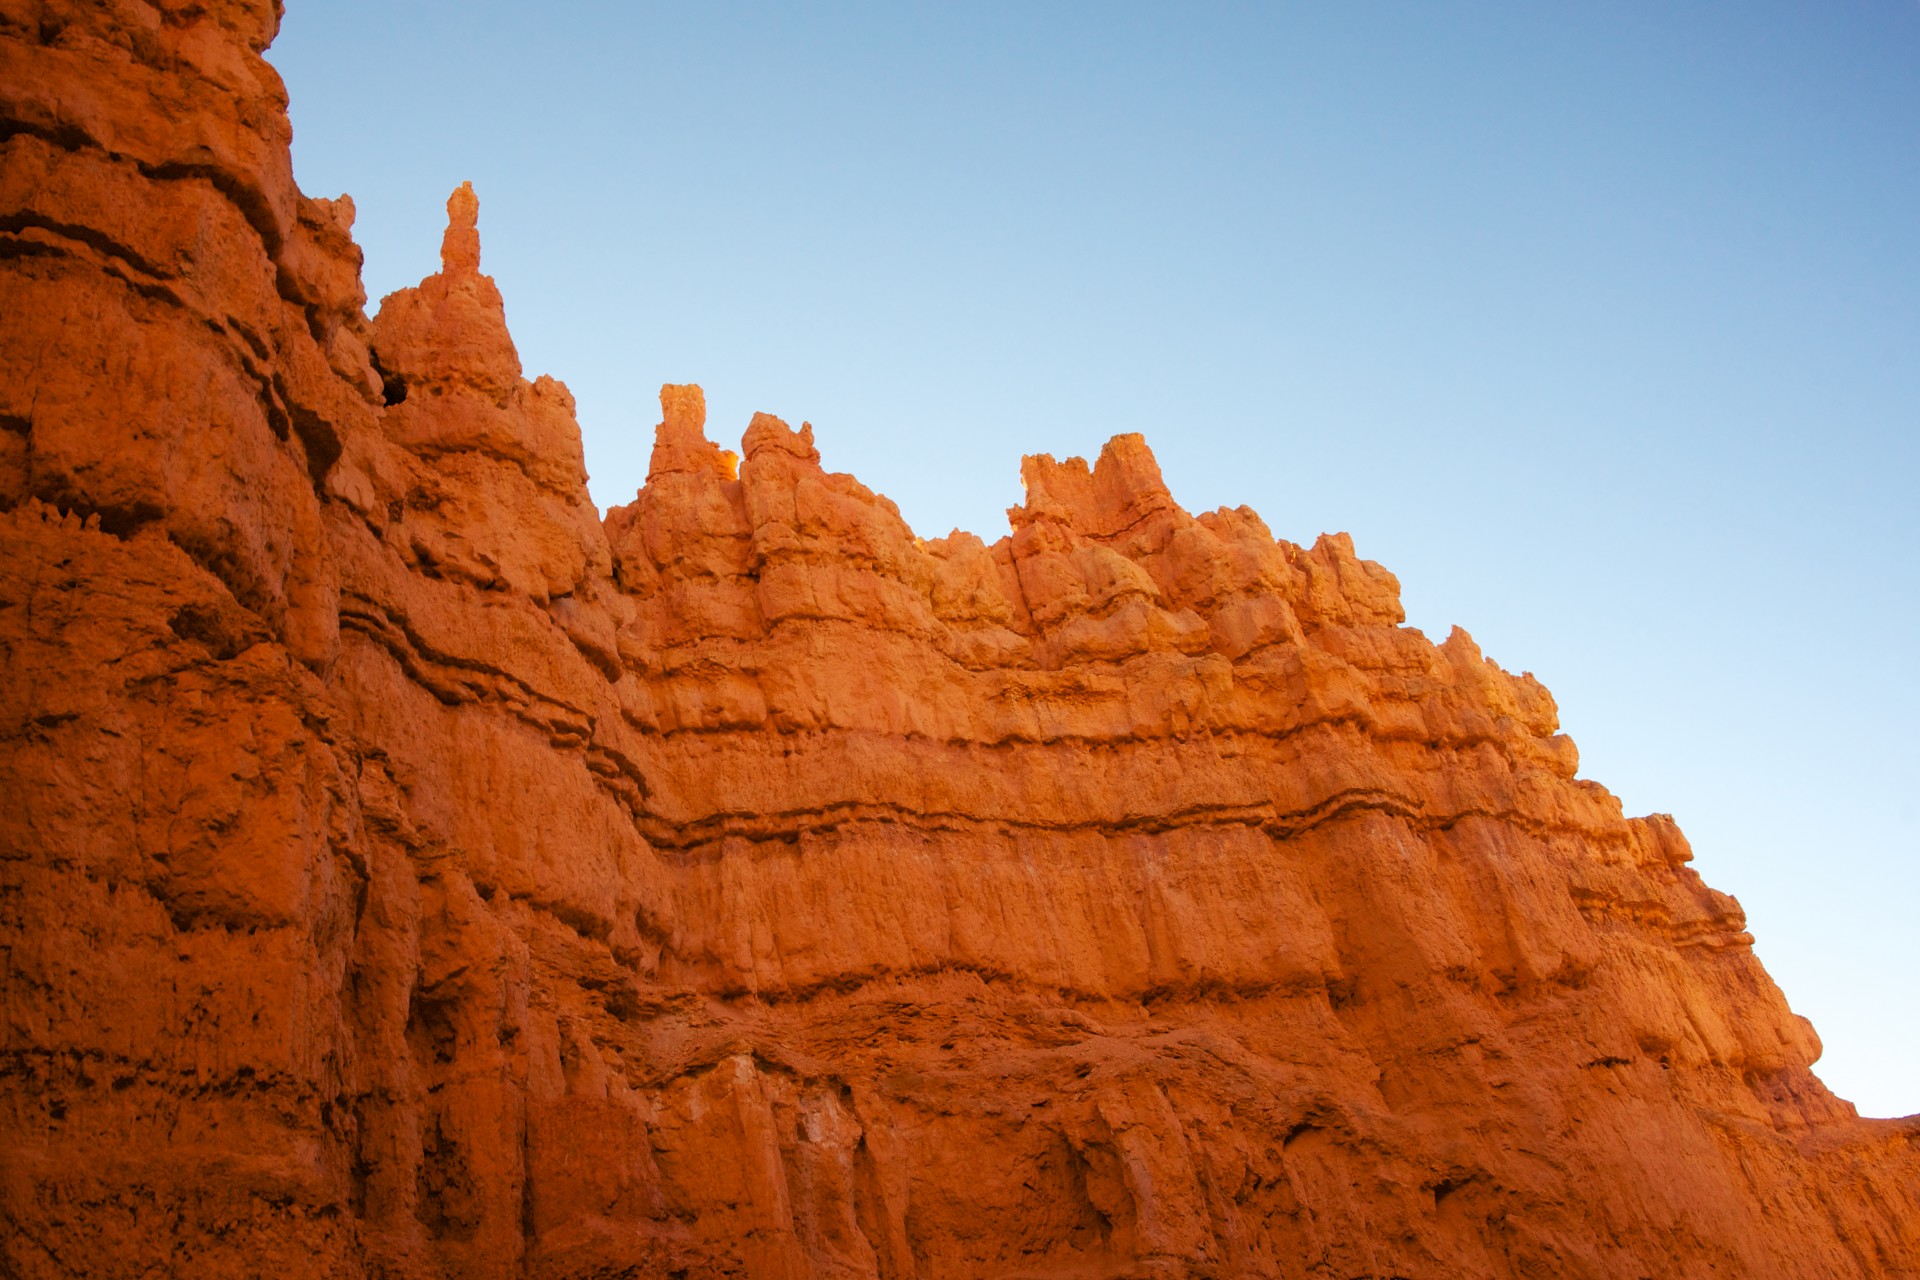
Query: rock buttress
1,4,1917,1278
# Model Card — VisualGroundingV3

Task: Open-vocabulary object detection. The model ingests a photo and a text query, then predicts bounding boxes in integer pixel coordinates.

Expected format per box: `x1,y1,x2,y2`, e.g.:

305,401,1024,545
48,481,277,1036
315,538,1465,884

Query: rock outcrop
1,3,1916,1277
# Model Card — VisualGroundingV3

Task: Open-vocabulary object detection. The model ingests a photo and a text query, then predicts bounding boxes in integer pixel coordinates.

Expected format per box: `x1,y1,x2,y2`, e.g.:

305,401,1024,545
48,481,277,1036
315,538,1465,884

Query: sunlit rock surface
1,3,1916,1277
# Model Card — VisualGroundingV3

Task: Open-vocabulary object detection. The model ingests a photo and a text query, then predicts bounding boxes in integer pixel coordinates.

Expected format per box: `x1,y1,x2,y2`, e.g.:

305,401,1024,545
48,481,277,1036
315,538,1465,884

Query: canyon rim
2,2,1919,1278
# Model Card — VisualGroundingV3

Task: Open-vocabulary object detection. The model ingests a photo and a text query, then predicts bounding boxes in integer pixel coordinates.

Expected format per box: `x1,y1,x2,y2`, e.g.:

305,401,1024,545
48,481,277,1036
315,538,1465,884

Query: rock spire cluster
0,3,1915,1278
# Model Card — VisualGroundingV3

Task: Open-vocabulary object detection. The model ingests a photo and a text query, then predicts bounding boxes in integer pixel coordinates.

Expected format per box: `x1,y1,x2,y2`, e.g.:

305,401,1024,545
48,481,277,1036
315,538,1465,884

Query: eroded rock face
1,4,1916,1278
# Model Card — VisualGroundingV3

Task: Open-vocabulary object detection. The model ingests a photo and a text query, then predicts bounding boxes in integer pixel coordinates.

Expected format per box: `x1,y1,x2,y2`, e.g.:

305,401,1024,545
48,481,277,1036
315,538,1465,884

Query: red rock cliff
1,4,1916,1277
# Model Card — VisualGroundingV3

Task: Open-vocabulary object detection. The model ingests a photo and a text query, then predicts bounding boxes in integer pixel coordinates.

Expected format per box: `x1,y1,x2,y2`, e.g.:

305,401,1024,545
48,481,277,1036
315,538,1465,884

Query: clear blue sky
268,2,1919,1118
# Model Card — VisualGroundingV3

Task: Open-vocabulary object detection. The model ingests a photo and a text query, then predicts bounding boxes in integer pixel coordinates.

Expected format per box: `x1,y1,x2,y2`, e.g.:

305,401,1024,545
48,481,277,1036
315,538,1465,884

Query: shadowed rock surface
1,3,1916,1277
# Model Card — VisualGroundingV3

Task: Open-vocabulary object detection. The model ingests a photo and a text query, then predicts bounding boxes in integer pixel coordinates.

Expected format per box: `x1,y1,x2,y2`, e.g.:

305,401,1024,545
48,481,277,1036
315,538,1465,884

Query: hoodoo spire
440,179,481,274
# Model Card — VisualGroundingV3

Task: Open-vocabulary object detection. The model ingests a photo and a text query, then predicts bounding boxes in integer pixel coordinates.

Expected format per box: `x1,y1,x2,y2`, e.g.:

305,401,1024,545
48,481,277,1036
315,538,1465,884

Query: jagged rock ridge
1,3,1916,1277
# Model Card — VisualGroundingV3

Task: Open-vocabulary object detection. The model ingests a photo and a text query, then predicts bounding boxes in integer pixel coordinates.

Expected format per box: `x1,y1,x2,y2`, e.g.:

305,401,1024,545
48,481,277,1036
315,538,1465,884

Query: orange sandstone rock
0,4,1916,1278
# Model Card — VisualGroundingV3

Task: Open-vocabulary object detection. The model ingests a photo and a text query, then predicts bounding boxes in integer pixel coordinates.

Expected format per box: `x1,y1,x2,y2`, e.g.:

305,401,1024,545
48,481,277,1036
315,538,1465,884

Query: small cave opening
368,347,408,406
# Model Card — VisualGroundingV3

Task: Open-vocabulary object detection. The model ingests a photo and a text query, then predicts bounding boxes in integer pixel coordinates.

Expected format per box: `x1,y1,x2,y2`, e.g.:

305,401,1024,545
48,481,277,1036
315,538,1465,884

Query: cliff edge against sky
1,3,1917,1277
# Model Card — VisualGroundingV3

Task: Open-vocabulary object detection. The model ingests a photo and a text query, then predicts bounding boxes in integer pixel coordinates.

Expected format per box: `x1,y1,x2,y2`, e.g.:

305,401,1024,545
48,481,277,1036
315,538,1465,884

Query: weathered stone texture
1,4,1915,1277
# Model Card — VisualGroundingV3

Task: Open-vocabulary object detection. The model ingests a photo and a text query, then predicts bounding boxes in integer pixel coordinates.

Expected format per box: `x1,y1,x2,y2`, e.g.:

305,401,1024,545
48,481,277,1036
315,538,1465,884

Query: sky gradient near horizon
268,2,1919,1118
